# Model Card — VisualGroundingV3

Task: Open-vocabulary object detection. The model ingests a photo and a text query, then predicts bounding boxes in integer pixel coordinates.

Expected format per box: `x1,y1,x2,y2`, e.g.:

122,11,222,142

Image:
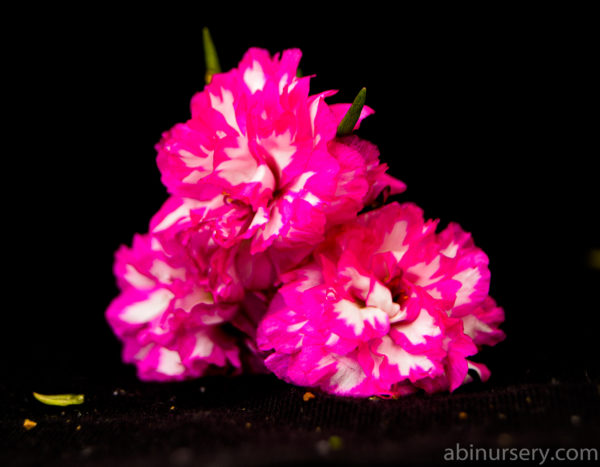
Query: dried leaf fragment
33,392,84,406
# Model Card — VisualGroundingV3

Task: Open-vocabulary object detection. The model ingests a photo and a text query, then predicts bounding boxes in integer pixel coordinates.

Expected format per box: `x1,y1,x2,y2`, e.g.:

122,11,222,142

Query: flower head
106,197,269,381
106,41,504,395
256,202,505,397
156,48,405,256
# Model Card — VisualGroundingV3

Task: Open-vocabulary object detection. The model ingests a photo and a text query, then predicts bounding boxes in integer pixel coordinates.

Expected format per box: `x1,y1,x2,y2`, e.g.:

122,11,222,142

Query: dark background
3,7,598,466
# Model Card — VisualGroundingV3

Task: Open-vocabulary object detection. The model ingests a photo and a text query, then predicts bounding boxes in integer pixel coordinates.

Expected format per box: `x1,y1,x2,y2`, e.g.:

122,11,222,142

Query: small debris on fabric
169,447,194,466
303,391,316,401
315,436,343,456
328,435,343,451
458,411,468,420
497,433,513,447
315,440,330,456
23,419,37,430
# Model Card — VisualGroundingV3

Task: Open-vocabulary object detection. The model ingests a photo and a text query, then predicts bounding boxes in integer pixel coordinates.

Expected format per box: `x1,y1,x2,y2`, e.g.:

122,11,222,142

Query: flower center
387,275,410,306
393,290,409,305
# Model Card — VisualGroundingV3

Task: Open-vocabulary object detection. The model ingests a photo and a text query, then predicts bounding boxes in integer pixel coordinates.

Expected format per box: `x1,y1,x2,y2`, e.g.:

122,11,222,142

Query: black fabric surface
5,7,599,467
3,369,600,466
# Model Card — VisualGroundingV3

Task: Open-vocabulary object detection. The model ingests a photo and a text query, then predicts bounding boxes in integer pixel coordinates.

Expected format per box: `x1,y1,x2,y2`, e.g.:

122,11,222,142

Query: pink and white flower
156,48,405,256
106,43,505,394
106,197,269,381
256,202,505,397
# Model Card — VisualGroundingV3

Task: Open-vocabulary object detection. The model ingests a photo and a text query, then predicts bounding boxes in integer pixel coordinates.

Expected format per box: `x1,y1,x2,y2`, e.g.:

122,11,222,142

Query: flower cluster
257,203,505,396
107,46,504,396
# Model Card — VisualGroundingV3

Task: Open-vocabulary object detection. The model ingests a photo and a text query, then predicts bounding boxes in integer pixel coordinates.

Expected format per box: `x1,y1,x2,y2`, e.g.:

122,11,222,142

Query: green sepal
202,27,221,84
336,87,367,137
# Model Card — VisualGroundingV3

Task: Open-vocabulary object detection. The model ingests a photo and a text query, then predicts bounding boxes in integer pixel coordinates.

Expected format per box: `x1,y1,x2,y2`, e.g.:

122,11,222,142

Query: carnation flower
156,48,405,257
106,197,269,381
256,202,505,397
106,36,505,395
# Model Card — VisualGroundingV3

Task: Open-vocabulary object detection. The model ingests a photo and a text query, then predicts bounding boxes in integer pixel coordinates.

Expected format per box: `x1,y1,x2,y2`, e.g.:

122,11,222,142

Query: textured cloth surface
2,367,599,466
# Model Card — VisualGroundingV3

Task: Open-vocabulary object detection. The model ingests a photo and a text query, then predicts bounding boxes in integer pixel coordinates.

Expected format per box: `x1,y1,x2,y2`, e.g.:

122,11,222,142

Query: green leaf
336,87,367,137
202,27,221,84
33,392,84,406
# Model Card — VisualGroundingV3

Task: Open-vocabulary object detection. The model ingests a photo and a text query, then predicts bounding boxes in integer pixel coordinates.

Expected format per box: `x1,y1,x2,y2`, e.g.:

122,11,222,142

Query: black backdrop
4,8,599,466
